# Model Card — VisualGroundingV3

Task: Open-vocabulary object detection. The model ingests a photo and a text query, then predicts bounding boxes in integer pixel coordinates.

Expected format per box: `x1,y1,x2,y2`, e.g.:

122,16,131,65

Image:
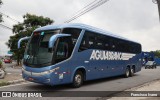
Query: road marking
0,82,32,89
7,73,11,75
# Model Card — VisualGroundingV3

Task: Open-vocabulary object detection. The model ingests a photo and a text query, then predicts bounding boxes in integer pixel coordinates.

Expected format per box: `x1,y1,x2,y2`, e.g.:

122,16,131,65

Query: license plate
28,77,34,81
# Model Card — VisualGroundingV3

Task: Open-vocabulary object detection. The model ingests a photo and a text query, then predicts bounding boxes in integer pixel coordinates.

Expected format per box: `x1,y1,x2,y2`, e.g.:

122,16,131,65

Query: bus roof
34,23,140,44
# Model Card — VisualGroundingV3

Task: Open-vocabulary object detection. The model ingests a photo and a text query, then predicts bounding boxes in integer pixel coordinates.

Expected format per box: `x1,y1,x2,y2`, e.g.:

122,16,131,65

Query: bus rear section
74,30,142,81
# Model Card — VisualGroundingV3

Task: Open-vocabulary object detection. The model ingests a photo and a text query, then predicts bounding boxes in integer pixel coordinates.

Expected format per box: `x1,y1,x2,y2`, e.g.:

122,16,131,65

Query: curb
125,79,160,91
8,79,26,84
106,79,160,99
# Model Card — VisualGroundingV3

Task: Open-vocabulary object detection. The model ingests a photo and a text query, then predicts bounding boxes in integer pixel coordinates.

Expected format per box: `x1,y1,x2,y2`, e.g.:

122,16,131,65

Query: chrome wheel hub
126,69,129,76
75,74,81,85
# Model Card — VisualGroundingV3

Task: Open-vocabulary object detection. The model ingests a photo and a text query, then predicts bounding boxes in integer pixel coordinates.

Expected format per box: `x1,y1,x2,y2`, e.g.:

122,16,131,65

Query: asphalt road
0,67,160,100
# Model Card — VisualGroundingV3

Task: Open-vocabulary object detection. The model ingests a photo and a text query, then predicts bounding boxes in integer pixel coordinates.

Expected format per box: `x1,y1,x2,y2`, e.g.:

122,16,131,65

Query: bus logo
90,50,135,60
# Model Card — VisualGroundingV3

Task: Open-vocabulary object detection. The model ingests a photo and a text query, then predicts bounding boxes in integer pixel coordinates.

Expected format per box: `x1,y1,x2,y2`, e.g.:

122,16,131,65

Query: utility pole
158,0,160,20
153,0,160,21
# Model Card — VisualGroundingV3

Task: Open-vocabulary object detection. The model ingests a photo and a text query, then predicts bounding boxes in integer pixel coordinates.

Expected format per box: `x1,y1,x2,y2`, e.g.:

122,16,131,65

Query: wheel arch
71,66,86,82
132,65,136,73
126,65,130,69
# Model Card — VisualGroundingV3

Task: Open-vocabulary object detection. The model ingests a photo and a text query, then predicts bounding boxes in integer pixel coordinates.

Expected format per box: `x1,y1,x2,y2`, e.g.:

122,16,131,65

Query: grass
0,81,10,87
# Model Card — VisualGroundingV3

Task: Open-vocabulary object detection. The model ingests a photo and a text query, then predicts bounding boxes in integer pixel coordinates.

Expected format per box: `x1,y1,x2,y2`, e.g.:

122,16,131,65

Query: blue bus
18,23,142,88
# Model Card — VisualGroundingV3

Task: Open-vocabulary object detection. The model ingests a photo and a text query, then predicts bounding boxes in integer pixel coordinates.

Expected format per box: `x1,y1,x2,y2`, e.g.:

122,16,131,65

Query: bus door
49,34,73,83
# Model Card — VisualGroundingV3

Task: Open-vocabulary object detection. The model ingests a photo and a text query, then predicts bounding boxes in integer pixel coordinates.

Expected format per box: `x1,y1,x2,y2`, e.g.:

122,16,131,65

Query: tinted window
62,28,81,45
79,31,141,54
53,28,82,63
54,37,72,63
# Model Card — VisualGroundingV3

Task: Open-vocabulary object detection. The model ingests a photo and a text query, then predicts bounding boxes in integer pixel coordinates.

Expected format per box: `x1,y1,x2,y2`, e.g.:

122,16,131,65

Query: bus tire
124,67,130,78
129,67,134,77
72,71,83,88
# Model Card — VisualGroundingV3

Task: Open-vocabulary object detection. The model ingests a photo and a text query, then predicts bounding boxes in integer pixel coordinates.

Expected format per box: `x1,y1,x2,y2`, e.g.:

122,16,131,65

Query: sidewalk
109,79,160,100
0,65,25,86
0,73,22,82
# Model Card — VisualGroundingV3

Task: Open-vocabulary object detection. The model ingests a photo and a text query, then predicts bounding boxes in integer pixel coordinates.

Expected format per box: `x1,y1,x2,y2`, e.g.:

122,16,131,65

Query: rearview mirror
48,33,71,49
18,36,31,48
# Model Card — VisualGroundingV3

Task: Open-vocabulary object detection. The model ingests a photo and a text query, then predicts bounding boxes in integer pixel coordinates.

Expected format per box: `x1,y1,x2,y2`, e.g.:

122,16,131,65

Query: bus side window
79,30,142,54
79,34,89,51
88,33,96,49
79,31,97,52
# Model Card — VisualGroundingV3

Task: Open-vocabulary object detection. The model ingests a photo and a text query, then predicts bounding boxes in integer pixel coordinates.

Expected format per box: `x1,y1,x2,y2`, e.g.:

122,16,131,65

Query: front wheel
72,71,83,88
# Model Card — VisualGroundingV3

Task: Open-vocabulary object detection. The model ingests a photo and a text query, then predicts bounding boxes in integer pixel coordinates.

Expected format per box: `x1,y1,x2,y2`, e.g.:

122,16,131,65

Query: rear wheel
124,67,130,78
72,71,83,88
129,67,134,77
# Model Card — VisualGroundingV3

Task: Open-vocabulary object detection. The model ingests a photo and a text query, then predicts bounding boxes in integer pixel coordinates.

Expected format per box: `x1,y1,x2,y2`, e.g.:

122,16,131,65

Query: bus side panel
73,50,126,81
124,53,142,73
49,61,72,85
70,50,92,81
133,53,142,72
71,50,142,82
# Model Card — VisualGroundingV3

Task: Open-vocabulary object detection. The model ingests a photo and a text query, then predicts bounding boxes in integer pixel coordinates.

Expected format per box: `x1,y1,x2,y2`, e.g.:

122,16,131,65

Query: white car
145,61,157,69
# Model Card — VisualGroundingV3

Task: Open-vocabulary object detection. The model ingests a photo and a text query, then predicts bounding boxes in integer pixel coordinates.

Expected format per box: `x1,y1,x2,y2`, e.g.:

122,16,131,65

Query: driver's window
56,42,68,59
55,37,72,63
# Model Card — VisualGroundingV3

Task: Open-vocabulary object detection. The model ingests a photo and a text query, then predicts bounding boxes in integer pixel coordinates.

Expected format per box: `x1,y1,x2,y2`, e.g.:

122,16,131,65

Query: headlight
40,67,60,75
22,67,60,76
40,71,50,75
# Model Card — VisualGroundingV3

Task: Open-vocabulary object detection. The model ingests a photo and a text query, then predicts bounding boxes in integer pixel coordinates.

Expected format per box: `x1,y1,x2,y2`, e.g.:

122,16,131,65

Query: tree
0,0,2,5
6,13,54,65
151,50,160,58
0,0,3,67
0,0,3,22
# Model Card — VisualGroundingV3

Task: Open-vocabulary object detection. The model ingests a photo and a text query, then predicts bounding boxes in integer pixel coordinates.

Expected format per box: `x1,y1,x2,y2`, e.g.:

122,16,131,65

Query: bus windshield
23,28,81,68
23,30,60,67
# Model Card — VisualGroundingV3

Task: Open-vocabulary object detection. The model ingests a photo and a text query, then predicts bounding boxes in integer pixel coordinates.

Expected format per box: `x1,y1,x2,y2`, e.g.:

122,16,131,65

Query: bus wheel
124,67,130,78
72,71,83,88
129,67,134,77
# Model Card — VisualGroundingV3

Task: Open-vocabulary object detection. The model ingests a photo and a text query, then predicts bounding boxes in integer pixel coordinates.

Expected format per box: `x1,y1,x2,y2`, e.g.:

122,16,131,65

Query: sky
0,0,159,55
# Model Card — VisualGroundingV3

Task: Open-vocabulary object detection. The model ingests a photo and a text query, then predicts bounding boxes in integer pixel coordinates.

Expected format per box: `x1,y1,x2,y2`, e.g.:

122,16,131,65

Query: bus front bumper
22,68,52,85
